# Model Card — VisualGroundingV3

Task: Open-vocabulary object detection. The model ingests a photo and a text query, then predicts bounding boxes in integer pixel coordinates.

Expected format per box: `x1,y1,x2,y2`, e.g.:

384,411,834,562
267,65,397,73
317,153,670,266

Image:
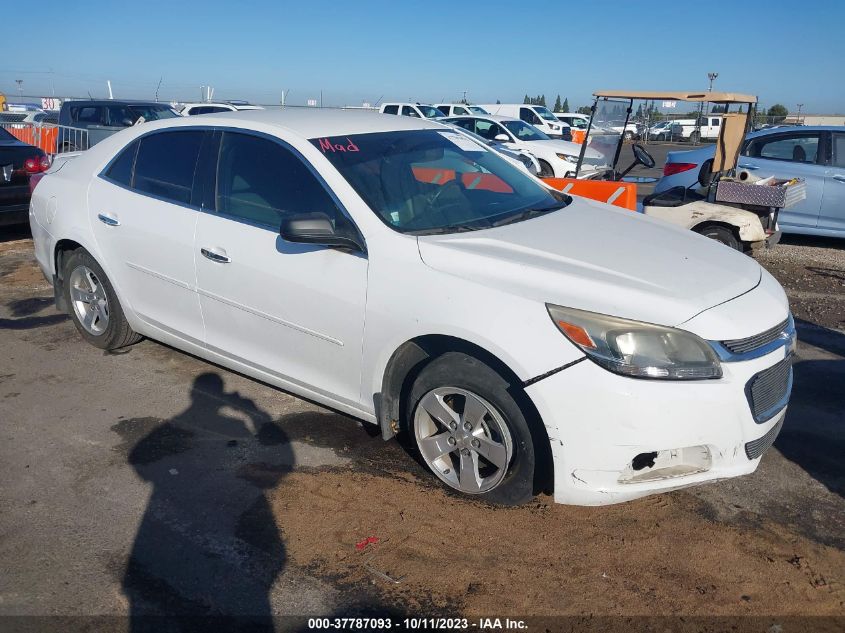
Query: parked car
181,101,264,116
440,122,540,175
442,114,604,178
655,126,845,237
379,103,445,118
649,121,686,141
480,104,569,139
30,110,793,506
57,100,181,151
0,127,49,225
435,104,489,116
554,113,590,130
681,115,723,143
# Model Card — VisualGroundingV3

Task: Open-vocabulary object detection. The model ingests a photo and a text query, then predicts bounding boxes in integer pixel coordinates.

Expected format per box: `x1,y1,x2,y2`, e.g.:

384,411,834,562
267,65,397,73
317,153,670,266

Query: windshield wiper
490,203,568,227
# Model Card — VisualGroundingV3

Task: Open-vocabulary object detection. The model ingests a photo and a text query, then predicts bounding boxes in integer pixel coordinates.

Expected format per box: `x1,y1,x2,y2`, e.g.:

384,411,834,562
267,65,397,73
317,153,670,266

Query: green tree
562,97,569,112
576,105,592,115
767,103,788,123
496,99,501,104
539,94,546,107
553,94,562,111
523,94,530,104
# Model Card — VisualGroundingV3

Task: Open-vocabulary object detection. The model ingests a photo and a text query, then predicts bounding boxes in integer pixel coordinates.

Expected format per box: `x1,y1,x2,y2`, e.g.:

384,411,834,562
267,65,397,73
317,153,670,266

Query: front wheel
689,131,700,144
406,352,537,505
695,225,742,251
537,159,554,178
64,249,142,350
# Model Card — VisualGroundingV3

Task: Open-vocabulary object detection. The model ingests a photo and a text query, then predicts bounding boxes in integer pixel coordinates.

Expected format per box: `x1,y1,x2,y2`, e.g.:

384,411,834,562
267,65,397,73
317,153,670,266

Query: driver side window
474,120,504,141
215,132,342,228
402,106,421,118
519,108,539,125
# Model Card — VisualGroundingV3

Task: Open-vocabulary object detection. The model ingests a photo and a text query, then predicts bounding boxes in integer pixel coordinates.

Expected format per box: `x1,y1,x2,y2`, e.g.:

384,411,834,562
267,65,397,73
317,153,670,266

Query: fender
643,200,768,243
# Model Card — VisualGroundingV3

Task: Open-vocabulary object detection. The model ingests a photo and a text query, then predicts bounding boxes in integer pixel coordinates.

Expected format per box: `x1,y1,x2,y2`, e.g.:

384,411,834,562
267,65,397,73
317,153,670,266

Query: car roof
64,99,170,107
750,124,844,134
442,114,520,123
138,107,446,138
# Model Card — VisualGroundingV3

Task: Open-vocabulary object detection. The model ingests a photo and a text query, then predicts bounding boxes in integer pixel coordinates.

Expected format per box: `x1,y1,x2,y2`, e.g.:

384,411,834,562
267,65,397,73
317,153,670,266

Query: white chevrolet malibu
29,110,795,506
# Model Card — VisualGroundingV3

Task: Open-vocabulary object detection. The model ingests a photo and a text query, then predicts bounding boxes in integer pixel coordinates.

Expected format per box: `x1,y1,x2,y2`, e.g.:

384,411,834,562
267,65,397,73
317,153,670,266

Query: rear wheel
406,352,537,506
63,249,141,350
695,224,742,251
689,131,700,144
538,160,554,178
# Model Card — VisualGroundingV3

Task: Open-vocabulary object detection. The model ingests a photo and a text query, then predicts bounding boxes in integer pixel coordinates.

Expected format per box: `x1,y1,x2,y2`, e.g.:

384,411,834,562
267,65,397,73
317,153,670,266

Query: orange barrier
571,130,586,144
5,125,58,154
542,178,637,211
412,167,514,193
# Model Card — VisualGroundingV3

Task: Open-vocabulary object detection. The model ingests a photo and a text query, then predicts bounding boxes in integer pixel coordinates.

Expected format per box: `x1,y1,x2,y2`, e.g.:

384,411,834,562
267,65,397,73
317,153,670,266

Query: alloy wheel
414,386,513,494
69,265,110,335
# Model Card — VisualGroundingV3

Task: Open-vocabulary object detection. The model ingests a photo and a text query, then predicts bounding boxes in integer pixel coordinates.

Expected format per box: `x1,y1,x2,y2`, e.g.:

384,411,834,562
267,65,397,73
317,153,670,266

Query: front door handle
97,212,120,226
833,175,845,183
200,247,231,263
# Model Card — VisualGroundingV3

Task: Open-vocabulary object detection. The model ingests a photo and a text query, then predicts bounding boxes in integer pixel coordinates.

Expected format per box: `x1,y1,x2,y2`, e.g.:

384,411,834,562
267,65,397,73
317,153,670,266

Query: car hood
416,197,762,327
527,138,600,157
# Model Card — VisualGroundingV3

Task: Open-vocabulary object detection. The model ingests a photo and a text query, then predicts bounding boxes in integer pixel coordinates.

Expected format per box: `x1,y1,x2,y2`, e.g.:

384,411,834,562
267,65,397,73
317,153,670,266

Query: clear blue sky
2,0,843,113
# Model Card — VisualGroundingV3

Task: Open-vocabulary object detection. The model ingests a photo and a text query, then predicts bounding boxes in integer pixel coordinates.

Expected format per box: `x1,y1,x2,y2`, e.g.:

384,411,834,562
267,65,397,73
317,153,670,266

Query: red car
0,126,50,226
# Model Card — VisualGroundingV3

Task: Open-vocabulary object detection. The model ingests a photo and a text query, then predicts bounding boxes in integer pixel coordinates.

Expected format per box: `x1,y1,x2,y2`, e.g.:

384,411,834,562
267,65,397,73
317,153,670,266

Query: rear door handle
200,247,231,263
833,175,845,183
97,212,120,226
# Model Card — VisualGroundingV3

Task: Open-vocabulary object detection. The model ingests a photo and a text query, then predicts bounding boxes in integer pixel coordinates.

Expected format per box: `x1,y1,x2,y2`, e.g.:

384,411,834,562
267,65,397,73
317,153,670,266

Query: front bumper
525,342,792,505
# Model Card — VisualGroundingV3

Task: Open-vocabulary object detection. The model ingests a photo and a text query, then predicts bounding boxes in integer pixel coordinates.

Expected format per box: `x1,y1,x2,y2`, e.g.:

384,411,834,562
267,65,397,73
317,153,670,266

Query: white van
379,103,445,118
554,112,590,130
480,103,567,138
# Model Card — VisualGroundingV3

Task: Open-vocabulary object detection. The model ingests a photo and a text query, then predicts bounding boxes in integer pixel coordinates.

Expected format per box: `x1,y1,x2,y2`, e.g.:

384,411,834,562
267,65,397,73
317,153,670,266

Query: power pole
15,79,23,98
796,103,803,124
707,72,718,91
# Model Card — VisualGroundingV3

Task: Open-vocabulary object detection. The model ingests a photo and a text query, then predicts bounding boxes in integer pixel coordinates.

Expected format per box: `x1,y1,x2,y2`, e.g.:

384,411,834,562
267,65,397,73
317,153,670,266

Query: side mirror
494,133,510,142
280,212,364,252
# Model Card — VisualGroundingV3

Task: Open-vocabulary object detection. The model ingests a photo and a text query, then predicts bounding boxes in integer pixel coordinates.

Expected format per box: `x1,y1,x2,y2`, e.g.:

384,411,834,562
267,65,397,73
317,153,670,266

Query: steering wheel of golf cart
632,144,655,169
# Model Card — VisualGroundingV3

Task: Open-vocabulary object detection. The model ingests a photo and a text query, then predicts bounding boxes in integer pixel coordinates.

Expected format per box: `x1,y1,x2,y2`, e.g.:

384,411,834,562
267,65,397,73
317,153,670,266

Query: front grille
745,418,784,460
746,355,793,423
723,318,789,354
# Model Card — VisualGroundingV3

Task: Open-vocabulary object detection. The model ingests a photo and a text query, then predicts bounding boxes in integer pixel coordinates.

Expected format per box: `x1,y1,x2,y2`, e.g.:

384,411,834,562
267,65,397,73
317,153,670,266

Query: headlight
555,153,579,164
547,304,722,380
551,124,560,131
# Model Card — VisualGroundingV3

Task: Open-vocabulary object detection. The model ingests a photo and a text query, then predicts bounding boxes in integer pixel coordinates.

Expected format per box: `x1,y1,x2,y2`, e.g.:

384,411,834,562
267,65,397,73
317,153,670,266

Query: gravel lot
0,224,843,631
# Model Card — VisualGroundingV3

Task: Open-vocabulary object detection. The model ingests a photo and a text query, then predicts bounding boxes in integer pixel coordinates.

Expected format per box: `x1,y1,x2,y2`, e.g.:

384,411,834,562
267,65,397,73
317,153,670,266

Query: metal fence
631,114,798,146
0,121,88,155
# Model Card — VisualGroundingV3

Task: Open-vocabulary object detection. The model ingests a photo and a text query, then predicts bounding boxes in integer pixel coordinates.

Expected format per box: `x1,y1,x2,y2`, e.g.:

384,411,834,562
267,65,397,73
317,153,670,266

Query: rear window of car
104,140,139,187
132,131,203,204
382,105,399,115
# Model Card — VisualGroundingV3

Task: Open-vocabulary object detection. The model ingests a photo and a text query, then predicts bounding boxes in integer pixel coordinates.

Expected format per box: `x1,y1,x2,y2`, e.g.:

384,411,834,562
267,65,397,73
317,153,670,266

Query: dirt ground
1,225,843,629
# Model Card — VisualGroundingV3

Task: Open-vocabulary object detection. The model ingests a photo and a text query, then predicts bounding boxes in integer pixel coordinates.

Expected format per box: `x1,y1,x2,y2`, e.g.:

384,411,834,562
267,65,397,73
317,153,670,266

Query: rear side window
76,107,103,124
133,131,204,204
215,132,341,228
382,105,398,115
833,133,845,168
105,140,139,186
745,133,820,163
402,105,420,118
190,106,231,115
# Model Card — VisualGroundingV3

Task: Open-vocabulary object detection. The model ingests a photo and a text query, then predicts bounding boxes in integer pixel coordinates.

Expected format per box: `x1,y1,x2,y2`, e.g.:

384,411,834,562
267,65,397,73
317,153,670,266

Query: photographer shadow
119,372,293,632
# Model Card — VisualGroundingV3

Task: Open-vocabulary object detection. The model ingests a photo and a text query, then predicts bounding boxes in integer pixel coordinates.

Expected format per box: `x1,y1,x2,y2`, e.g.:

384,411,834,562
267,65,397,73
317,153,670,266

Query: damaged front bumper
524,343,791,506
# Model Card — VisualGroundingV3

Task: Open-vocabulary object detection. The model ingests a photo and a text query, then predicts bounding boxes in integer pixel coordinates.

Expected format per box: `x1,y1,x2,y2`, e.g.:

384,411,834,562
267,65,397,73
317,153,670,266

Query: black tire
695,225,742,251
63,249,142,350
624,130,634,141
537,160,554,178
689,131,700,144
60,142,77,153
405,352,537,506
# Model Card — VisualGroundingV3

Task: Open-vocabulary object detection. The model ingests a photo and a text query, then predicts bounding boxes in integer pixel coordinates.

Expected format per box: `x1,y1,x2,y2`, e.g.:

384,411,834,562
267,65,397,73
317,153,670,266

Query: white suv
379,103,444,118
29,109,793,507
480,103,567,138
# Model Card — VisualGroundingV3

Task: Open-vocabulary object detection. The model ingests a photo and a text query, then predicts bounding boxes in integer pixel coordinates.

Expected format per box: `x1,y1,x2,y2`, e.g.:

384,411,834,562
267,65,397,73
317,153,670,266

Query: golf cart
557,90,805,253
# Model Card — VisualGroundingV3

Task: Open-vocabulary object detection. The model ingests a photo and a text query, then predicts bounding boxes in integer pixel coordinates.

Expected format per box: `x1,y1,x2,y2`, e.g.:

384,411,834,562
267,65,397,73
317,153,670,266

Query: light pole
707,72,718,92
796,103,803,124
15,79,23,98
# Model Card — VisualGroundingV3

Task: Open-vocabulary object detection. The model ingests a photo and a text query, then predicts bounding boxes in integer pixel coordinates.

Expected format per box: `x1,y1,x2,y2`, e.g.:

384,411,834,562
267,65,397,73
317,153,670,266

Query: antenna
155,77,163,102
373,94,384,107
107,80,113,99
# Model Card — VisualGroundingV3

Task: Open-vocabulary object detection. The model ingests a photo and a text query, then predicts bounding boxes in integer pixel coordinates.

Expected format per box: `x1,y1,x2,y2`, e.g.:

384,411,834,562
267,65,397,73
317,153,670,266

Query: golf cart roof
593,90,756,104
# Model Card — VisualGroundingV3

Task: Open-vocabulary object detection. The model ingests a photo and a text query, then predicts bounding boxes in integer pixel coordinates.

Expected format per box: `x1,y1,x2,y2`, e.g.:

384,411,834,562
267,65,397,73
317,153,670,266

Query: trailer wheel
696,225,741,251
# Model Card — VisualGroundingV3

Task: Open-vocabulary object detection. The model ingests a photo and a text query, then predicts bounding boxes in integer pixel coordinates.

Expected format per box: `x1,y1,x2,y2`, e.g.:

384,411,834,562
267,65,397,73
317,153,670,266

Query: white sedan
442,114,607,178
29,109,794,506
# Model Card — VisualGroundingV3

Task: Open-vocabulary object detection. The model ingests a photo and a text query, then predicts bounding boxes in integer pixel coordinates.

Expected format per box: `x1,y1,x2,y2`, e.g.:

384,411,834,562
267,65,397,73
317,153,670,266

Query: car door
193,130,368,407
738,131,825,229
88,129,206,342
820,131,845,233
402,105,421,118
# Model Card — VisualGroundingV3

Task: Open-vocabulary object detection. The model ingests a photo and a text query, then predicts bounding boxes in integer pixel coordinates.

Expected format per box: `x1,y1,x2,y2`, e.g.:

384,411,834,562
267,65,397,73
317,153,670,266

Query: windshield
312,130,568,235
578,99,626,176
419,105,445,118
468,105,489,114
501,120,549,141
535,106,558,122
128,105,180,121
